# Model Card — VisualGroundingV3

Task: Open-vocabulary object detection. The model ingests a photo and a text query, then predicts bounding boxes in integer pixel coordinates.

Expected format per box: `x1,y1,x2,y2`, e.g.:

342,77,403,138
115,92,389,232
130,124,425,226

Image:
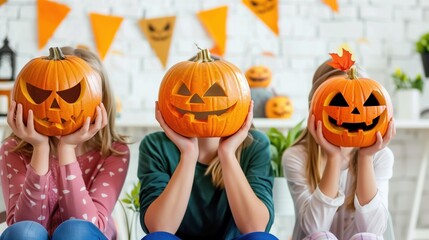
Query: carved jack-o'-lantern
246,0,276,14
245,65,272,88
311,49,393,147
265,96,293,119
148,22,172,41
158,48,251,137
13,47,102,136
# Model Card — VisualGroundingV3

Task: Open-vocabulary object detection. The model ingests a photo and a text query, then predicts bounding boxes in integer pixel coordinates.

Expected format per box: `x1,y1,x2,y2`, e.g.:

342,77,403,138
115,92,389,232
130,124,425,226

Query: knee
237,232,279,240
304,231,338,240
52,219,105,240
0,221,48,240
350,232,383,240
142,231,180,240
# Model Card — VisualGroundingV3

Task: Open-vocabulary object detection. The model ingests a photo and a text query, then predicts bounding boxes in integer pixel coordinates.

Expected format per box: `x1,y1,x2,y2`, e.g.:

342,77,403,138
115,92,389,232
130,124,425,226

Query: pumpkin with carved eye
12,47,102,136
265,95,293,119
245,65,272,88
310,50,393,147
158,48,251,137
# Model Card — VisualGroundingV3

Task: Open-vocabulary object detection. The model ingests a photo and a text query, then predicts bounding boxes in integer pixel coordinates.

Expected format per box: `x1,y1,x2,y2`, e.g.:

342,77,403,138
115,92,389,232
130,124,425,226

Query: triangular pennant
139,16,176,68
322,0,339,12
0,0,7,7
242,0,278,36
197,6,228,56
37,0,70,49
89,13,123,60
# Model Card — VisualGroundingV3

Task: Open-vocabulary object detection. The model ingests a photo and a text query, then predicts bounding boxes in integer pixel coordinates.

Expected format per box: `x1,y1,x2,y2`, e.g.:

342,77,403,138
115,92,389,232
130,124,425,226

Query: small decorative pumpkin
245,65,272,88
310,49,393,147
13,47,102,136
265,95,293,119
158,48,251,137
251,88,274,118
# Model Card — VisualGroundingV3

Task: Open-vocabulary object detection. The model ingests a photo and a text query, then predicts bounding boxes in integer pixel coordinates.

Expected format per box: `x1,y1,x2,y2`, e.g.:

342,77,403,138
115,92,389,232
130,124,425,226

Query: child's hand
155,102,198,160
218,101,254,160
307,114,341,159
359,119,396,157
58,103,108,148
7,101,48,147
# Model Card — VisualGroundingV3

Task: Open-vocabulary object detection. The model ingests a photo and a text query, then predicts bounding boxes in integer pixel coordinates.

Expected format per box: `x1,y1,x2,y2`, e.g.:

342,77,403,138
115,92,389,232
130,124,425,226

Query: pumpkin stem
347,66,358,80
195,48,214,63
48,47,66,60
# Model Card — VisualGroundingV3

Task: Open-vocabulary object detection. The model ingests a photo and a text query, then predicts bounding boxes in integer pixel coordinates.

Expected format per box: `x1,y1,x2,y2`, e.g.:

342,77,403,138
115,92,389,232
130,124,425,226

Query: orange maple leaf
328,48,355,71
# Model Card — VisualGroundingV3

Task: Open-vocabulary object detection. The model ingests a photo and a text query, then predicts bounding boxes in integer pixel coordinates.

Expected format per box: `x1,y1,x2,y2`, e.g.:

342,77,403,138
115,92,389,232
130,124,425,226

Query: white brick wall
1,0,429,239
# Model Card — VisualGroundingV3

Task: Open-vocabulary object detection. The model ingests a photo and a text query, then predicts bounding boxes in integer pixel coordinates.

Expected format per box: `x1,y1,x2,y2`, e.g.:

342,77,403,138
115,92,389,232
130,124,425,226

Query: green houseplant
266,120,304,177
416,32,429,78
391,68,424,93
120,181,143,240
391,68,424,120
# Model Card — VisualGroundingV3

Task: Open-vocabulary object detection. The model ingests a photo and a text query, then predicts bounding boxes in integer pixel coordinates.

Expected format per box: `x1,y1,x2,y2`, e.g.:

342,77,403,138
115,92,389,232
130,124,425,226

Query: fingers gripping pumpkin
12,47,102,136
310,49,393,147
158,48,251,137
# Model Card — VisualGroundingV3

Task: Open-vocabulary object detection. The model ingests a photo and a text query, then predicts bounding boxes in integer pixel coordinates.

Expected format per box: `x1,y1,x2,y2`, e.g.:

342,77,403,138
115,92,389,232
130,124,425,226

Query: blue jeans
0,219,107,240
142,231,279,240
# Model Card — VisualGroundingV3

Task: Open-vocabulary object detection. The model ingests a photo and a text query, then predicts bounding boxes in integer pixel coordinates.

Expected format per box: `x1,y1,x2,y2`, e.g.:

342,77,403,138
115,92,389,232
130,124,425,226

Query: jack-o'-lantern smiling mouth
173,103,236,121
34,111,84,129
328,115,380,132
249,77,269,82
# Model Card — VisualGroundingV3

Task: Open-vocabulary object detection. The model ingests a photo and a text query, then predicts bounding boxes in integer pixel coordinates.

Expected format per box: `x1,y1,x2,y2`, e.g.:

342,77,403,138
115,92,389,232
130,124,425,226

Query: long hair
293,60,359,210
11,47,128,158
204,128,254,189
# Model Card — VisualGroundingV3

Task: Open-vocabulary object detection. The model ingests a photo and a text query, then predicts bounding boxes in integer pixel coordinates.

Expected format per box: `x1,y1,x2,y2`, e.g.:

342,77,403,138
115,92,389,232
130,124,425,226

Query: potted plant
120,181,145,240
416,32,429,78
266,120,303,239
391,68,424,119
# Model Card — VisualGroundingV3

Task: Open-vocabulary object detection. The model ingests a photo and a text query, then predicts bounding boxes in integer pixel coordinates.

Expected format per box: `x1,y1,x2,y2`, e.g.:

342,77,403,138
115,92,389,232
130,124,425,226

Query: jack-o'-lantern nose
351,107,360,114
50,99,60,109
190,94,204,103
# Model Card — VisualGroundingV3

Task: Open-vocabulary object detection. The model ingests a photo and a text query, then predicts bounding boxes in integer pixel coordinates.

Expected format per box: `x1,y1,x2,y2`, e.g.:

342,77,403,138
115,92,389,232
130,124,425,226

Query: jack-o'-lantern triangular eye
204,83,226,97
329,93,349,107
177,83,191,96
148,24,156,32
363,93,380,106
250,0,258,6
26,83,52,104
164,23,170,31
57,82,81,103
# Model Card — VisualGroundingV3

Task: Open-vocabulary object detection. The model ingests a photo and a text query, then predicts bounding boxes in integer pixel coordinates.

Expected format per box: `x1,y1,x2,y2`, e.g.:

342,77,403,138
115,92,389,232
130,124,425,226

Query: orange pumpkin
265,96,293,119
245,65,272,88
310,49,393,147
158,48,251,137
13,47,102,136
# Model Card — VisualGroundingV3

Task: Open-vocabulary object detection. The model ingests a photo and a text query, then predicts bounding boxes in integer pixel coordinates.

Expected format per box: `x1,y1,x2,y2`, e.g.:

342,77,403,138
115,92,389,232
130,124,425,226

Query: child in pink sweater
0,47,130,240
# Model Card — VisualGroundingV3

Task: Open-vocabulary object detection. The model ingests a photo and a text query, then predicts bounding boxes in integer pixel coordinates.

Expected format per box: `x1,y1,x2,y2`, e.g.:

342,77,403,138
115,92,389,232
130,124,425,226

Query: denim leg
141,231,181,240
0,221,49,240
234,232,279,240
51,219,107,240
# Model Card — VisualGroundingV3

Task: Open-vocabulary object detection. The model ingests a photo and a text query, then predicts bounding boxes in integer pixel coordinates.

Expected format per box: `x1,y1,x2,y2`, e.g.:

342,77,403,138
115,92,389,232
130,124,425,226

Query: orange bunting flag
322,0,339,12
197,6,228,56
139,16,176,69
242,0,278,36
0,0,7,7
89,13,123,60
37,0,70,49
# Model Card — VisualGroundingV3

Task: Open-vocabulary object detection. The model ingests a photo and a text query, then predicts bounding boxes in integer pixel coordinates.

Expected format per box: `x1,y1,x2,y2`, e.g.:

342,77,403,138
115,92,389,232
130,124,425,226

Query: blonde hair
204,131,254,189
293,60,358,210
11,46,128,158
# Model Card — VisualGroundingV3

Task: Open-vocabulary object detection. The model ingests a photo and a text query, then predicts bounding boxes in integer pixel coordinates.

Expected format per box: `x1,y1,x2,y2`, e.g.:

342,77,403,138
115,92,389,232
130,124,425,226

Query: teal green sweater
138,129,274,240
